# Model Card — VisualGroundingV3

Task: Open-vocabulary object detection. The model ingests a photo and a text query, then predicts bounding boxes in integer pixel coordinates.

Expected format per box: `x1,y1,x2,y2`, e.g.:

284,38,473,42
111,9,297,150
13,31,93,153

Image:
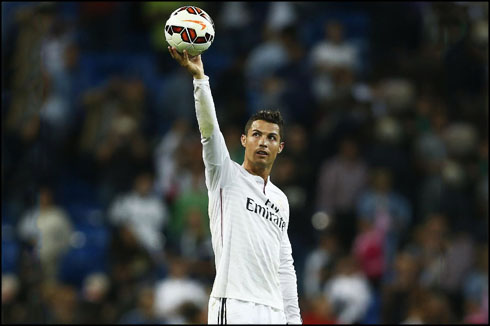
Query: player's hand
168,46,205,79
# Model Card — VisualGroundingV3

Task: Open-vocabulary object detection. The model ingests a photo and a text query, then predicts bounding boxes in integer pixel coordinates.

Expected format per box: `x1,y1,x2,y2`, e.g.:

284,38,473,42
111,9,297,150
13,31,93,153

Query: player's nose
259,137,267,146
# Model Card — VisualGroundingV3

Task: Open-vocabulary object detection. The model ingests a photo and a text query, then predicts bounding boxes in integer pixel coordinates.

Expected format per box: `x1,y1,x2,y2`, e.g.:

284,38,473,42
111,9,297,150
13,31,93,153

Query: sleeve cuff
193,75,210,85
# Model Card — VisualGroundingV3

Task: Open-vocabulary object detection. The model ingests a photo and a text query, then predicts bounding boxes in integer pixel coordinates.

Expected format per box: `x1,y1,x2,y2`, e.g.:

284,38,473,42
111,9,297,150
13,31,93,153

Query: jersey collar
239,164,271,185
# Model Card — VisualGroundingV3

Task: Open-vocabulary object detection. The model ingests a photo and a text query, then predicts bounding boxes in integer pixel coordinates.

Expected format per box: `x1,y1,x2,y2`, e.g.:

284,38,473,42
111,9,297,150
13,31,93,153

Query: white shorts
208,296,287,324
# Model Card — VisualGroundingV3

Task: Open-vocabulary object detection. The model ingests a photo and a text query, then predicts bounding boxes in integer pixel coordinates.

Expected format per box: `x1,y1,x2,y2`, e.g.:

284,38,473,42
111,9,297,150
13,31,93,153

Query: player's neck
242,161,270,183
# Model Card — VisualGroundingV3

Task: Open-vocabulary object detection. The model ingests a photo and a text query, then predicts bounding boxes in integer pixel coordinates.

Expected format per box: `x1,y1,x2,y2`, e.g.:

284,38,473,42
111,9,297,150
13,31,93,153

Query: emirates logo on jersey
246,197,286,231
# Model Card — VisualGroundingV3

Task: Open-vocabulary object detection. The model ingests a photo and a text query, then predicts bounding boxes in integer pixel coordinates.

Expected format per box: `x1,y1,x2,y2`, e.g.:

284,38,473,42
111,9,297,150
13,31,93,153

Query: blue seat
362,289,381,324
299,11,371,49
79,51,158,87
1,240,20,274
56,173,100,208
2,219,19,274
64,201,104,225
57,224,110,288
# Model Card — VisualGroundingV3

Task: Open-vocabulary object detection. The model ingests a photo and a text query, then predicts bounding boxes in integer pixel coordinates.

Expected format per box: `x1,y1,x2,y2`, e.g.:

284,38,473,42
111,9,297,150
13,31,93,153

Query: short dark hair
244,110,284,141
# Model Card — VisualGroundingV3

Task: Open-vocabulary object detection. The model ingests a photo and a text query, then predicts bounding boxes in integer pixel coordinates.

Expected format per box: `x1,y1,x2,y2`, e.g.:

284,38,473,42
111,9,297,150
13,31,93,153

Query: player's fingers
169,47,178,60
168,46,175,59
170,47,187,66
183,49,189,62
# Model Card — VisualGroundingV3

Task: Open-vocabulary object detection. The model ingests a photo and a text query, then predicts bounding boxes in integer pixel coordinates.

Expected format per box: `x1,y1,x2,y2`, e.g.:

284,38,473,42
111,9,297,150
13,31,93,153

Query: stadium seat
57,224,110,288
1,239,20,274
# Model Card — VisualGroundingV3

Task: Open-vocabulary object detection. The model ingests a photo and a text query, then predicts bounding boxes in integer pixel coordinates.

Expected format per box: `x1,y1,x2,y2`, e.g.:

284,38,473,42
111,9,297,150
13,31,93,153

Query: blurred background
1,1,488,324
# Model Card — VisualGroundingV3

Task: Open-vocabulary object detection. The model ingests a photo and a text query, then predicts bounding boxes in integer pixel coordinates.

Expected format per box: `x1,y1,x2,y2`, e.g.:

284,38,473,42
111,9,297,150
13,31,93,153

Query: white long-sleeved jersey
193,76,302,324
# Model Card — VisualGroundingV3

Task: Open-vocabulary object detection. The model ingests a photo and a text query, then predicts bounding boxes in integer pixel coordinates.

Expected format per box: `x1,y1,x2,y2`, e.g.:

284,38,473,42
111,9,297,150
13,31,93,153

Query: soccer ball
164,6,215,57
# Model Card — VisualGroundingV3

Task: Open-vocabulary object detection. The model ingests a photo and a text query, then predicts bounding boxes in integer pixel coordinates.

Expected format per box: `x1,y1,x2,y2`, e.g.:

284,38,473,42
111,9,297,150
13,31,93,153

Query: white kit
193,76,302,324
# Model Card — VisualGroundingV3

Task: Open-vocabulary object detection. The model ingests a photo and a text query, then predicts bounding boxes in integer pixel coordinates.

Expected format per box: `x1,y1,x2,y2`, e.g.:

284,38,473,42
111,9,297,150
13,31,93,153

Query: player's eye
269,135,277,141
253,132,260,137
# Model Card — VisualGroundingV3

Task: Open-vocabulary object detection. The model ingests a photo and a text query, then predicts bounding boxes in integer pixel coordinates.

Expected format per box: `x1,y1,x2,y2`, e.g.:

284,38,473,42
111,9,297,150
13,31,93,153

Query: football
164,6,215,57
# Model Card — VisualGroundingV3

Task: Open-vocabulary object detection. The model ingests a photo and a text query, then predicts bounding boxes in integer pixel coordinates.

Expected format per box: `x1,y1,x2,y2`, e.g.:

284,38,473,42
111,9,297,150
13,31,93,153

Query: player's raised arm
168,46,231,192
168,47,217,139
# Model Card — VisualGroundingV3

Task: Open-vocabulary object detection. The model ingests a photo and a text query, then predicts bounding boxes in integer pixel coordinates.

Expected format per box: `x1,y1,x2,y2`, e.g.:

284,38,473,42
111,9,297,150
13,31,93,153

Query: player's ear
278,142,284,154
241,134,247,148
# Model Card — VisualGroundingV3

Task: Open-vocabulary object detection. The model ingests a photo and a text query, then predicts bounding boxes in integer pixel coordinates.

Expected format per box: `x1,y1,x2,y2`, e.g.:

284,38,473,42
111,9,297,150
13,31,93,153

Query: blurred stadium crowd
1,1,488,324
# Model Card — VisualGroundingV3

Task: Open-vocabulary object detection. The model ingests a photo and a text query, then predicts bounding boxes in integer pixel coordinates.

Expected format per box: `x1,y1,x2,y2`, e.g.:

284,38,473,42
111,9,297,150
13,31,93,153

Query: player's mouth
256,150,269,157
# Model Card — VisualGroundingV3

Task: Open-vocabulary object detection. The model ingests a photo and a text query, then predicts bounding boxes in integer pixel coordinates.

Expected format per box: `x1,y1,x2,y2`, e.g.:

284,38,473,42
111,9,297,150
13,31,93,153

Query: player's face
241,120,284,168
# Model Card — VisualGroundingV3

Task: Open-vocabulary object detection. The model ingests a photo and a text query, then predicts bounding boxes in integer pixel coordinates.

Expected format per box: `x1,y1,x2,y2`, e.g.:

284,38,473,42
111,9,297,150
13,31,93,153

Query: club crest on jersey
246,197,286,231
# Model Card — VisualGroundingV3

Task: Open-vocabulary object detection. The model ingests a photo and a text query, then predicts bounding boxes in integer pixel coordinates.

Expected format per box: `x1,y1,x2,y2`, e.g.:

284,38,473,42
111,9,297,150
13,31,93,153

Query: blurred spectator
79,77,152,204
418,157,475,231
381,251,422,323
366,115,413,197
118,285,165,324
5,4,55,136
170,201,215,284
462,244,489,324
154,118,191,202
1,274,21,323
172,133,207,196
401,298,424,324
18,186,73,281
316,136,368,249
79,272,118,324
408,214,448,285
272,124,316,241
219,2,251,31
177,207,213,261
45,32,87,110
473,166,489,243
169,147,209,240
357,168,412,278
44,282,81,323
157,69,196,122
217,2,254,54
1,274,20,305
420,290,456,323
353,217,385,285
442,8,488,120
324,255,372,324
443,122,479,158
310,20,360,71
214,55,249,125
108,221,156,317
414,103,450,212
275,26,315,125
244,21,308,121
223,124,245,164
109,171,168,256
412,95,448,177
178,301,208,324
303,231,341,300
3,4,59,216
244,25,289,112
39,16,81,143
247,23,309,123
272,155,311,237
281,124,315,190
372,78,416,116
154,256,208,323
414,99,448,164
265,2,297,33
309,20,361,103
301,295,337,324
439,231,476,294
